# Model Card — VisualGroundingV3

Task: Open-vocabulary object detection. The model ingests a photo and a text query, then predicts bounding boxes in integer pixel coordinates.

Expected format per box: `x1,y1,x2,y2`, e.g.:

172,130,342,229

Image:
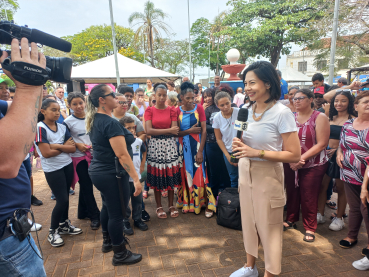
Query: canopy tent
71,54,181,84
279,67,311,83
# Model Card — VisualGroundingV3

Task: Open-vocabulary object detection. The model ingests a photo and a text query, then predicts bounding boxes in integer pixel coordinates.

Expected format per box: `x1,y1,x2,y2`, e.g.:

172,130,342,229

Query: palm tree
128,1,172,68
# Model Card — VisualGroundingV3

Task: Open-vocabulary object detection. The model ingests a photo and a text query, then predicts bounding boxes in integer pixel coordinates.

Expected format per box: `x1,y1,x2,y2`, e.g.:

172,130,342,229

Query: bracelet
259,150,265,158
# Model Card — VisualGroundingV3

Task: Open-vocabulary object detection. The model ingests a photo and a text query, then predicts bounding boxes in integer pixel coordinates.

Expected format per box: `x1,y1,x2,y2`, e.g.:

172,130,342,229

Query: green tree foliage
190,17,227,76
0,0,18,21
152,38,189,75
128,0,172,68
224,0,328,66
63,24,140,65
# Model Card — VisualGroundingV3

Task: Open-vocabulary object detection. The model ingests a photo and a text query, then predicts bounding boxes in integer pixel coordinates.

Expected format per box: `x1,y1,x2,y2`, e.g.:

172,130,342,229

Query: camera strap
1,58,49,86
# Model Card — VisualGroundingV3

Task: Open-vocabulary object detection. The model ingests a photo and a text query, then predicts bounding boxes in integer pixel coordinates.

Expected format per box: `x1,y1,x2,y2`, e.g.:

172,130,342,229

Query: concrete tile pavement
29,169,368,277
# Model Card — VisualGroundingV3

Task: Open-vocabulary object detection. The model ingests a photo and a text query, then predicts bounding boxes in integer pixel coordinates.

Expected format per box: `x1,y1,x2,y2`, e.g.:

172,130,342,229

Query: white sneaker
352,256,369,270
317,213,326,224
28,218,42,232
329,217,344,231
230,265,258,277
48,229,64,247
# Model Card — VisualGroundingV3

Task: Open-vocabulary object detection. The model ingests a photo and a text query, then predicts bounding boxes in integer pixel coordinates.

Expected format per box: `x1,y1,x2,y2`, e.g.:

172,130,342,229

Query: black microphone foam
30,29,72,52
237,108,249,122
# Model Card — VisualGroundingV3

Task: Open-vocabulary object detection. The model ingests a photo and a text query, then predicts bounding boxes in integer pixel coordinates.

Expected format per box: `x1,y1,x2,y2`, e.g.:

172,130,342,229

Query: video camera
0,21,73,85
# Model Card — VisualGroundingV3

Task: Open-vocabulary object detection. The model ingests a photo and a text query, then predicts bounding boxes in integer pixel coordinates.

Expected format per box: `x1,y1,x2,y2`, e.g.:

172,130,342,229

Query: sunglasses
293,96,308,102
314,94,324,98
118,101,128,105
101,92,116,99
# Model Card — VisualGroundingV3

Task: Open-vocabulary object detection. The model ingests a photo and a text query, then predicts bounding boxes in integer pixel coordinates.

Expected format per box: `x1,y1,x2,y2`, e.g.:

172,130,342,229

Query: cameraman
0,38,46,276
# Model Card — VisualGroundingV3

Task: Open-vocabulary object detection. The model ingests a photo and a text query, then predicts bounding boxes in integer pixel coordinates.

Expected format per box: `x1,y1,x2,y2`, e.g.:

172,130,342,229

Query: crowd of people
1,41,369,276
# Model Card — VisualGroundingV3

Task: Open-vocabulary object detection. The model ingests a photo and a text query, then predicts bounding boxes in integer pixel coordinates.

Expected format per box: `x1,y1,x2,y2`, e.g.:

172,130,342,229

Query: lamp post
108,0,120,88
328,0,340,85
187,0,192,82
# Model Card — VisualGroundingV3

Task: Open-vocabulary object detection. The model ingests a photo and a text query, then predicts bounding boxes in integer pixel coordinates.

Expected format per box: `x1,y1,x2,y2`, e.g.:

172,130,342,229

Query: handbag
216,188,242,230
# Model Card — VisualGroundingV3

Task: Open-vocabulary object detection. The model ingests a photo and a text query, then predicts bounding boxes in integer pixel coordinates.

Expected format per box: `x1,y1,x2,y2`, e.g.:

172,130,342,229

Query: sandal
326,201,337,210
339,239,357,249
169,206,179,218
161,191,168,198
205,210,214,218
303,232,315,243
156,207,167,219
143,191,148,199
283,221,297,231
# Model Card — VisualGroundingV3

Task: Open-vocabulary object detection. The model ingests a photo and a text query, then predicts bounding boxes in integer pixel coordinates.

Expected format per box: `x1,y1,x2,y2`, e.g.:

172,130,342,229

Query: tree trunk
270,42,283,67
149,27,155,68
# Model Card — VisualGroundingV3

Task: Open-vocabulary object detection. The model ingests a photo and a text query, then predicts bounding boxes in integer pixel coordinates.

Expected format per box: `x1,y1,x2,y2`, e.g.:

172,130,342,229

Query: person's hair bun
180,81,194,92
153,82,167,92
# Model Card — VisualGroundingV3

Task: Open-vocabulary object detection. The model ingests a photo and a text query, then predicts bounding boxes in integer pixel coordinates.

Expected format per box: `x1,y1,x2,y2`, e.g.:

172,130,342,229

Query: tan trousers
239,158,285,275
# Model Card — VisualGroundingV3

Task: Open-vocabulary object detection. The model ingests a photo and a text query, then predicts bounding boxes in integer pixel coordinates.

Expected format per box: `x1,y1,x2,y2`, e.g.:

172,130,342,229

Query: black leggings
90,173,130,246
76,160,100,221
44,162,74,230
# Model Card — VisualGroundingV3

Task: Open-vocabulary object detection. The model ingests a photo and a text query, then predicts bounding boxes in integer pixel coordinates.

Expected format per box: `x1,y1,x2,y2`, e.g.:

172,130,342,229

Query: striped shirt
340,118,369,185
295,110,328,169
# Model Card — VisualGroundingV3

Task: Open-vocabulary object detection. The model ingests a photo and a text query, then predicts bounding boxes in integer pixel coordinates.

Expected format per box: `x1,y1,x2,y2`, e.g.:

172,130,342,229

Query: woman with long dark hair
230,61,301,277
86,84,142,266
317,90,356,231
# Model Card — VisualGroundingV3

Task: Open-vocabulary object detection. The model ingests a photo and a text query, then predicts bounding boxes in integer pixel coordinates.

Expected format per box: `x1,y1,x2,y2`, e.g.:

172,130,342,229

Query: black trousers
76,160,100,221
44,162,74,230
90,172,130,246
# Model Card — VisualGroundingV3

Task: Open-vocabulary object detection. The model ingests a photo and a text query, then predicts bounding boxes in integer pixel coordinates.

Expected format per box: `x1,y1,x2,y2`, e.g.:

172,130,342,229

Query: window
298,61,307,72
338,59,349,69
317,60,327,71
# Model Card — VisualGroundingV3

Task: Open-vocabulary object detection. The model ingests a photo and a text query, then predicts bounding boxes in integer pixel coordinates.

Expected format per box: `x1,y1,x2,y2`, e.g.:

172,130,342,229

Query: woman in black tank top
317,90,356,231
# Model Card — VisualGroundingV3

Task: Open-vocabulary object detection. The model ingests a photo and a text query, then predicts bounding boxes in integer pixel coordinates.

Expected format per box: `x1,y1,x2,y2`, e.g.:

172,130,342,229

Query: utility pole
108,0,120,88
187,0,192,82
328,0,340,86
208,35,210,84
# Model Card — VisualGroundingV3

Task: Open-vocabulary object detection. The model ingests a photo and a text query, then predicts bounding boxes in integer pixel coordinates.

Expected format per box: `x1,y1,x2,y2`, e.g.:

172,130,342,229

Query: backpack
216,188,242,230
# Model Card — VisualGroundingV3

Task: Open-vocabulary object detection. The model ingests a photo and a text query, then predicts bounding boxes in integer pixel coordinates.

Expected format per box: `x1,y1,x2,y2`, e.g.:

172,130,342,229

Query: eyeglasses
137,94,144,97
293,96,308,102
118,101,128,105
314,94,324,99
101,92,116,99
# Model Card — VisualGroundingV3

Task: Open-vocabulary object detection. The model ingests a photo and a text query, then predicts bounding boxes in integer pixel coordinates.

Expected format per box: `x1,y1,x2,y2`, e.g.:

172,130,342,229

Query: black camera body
0,21,73,85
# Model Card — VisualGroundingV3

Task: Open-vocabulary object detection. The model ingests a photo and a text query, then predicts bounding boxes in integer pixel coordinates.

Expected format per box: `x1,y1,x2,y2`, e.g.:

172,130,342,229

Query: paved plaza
30,167,368,277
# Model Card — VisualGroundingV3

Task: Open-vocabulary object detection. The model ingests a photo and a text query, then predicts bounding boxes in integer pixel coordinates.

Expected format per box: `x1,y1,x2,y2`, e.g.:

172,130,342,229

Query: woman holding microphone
230,61,301,277
86,84,142,266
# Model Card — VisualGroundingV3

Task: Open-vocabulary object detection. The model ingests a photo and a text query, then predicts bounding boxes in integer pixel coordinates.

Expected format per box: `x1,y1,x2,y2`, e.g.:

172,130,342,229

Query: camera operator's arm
0,38,46,178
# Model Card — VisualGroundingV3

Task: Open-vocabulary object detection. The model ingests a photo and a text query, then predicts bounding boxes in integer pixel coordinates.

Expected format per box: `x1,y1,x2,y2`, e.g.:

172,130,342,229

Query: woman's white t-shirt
242,102,297,161
212,108,240,153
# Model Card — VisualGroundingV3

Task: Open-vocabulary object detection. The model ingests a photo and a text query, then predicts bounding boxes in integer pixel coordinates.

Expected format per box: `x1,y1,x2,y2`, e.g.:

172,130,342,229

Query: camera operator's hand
0,38,46,88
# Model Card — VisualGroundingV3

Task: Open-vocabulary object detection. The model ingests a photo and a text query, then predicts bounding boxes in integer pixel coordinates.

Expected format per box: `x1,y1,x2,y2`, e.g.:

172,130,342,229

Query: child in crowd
35,99,82,247
119,116,149,234
64,92,101,230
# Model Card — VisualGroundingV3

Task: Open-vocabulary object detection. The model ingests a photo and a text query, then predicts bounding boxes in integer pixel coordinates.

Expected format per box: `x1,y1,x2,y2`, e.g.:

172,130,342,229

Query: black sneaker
58,219,83,235
90,220,100,230
48,229,64,247
134,219,148,231
141,210,150,222
362,248,369,257
31,195,43,206
123,220,134,236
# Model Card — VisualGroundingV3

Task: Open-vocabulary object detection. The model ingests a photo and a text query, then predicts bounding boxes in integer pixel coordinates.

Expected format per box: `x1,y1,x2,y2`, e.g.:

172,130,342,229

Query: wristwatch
259,150,265,158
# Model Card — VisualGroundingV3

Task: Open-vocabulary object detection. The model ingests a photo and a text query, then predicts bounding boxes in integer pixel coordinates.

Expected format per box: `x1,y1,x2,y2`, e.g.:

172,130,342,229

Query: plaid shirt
56,96,67,110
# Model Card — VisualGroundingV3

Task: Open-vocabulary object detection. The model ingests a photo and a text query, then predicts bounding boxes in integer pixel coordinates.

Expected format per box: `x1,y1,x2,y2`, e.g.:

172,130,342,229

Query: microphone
230,108,249,163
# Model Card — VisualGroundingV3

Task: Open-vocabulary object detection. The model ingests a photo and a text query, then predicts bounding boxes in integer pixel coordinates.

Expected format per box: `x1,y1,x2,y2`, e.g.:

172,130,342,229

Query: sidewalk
30,169,368,277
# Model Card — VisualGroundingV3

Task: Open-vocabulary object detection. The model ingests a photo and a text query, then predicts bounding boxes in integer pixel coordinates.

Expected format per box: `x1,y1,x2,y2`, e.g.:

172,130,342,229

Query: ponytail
85,84,108,133
38,99,58,122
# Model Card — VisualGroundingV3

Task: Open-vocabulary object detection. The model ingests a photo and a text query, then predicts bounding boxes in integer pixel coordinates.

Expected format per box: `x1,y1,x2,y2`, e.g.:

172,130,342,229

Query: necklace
222,108,233,128
252,101,275,121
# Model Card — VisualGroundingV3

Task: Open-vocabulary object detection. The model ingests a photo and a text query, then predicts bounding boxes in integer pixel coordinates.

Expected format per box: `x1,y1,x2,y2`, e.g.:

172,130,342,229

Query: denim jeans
0,234,46,277
125,182,143,221
223,153,239,188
